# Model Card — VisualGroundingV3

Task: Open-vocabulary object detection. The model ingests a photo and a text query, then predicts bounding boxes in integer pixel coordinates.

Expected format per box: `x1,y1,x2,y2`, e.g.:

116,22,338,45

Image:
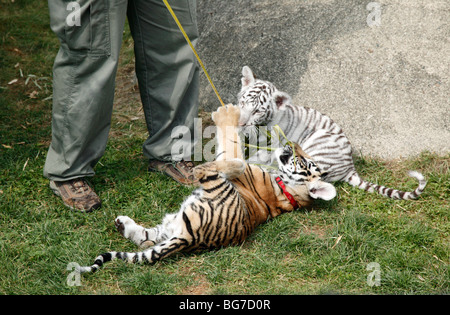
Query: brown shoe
49,178,101,212
148,160,198,185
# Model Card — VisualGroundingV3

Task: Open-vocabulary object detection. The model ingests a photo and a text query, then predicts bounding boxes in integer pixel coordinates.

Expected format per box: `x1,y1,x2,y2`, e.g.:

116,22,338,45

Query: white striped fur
238,66,426,200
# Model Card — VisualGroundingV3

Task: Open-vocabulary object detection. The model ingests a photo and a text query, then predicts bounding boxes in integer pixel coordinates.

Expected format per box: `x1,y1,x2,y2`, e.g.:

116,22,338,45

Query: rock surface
196,0,449,159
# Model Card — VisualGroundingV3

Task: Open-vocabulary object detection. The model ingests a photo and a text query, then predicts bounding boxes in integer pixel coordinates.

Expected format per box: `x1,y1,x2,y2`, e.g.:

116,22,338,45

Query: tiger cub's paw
211,104,240,128
115,216,139,240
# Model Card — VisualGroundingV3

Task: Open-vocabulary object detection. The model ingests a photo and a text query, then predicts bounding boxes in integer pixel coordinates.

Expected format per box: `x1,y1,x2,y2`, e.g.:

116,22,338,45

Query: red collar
275,176,299,210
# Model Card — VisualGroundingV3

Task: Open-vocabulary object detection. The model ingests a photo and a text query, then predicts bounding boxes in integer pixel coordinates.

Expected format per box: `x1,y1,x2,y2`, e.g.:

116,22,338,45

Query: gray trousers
44,0,199,181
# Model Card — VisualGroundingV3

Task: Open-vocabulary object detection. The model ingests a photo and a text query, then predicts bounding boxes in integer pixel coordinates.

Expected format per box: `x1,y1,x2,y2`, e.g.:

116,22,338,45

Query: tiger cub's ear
241,66,255,89
273,91,291,110
307,180,336,201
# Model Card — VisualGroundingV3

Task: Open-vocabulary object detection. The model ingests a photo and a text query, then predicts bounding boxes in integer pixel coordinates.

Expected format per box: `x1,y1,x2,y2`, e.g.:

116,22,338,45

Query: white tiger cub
238,66,427,200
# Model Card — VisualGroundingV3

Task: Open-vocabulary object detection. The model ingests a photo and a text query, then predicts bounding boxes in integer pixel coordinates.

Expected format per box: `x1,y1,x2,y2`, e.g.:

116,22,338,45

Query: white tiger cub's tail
346,170,427,200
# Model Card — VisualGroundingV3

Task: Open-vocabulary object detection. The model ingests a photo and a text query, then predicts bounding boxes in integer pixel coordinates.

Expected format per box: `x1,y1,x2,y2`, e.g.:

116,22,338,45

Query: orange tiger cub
77,105,335,273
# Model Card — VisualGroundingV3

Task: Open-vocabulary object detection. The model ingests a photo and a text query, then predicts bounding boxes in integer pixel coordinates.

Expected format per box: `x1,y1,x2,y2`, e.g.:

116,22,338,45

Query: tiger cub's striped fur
78,105,335,273
238,66,427,200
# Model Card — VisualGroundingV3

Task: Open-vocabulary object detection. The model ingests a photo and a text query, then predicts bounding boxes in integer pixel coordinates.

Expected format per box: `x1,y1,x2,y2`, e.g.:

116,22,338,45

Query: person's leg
44,0,128,211
127,0,199,163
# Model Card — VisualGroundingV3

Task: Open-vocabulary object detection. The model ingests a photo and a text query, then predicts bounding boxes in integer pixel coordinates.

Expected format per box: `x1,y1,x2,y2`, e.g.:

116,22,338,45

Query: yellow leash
162,0,225,107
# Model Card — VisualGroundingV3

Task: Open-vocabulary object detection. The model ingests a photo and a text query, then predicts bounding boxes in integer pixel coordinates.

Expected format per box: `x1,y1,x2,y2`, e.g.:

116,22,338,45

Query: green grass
0,0,449,295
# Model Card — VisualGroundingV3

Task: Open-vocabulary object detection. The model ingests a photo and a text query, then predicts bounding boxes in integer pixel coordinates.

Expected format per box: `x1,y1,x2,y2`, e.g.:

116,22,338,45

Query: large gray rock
196,0,449,159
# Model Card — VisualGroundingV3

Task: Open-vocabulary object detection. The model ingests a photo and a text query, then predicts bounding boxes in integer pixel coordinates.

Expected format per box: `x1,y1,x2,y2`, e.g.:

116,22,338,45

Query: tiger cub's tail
78,251,157,274
78,252,121,273
346,170,427,200
78,238,189,273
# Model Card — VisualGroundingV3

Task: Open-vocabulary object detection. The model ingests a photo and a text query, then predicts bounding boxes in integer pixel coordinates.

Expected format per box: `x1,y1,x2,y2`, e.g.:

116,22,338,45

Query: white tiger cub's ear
307,180,336,201
241,66,255,89
273,91,291,110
